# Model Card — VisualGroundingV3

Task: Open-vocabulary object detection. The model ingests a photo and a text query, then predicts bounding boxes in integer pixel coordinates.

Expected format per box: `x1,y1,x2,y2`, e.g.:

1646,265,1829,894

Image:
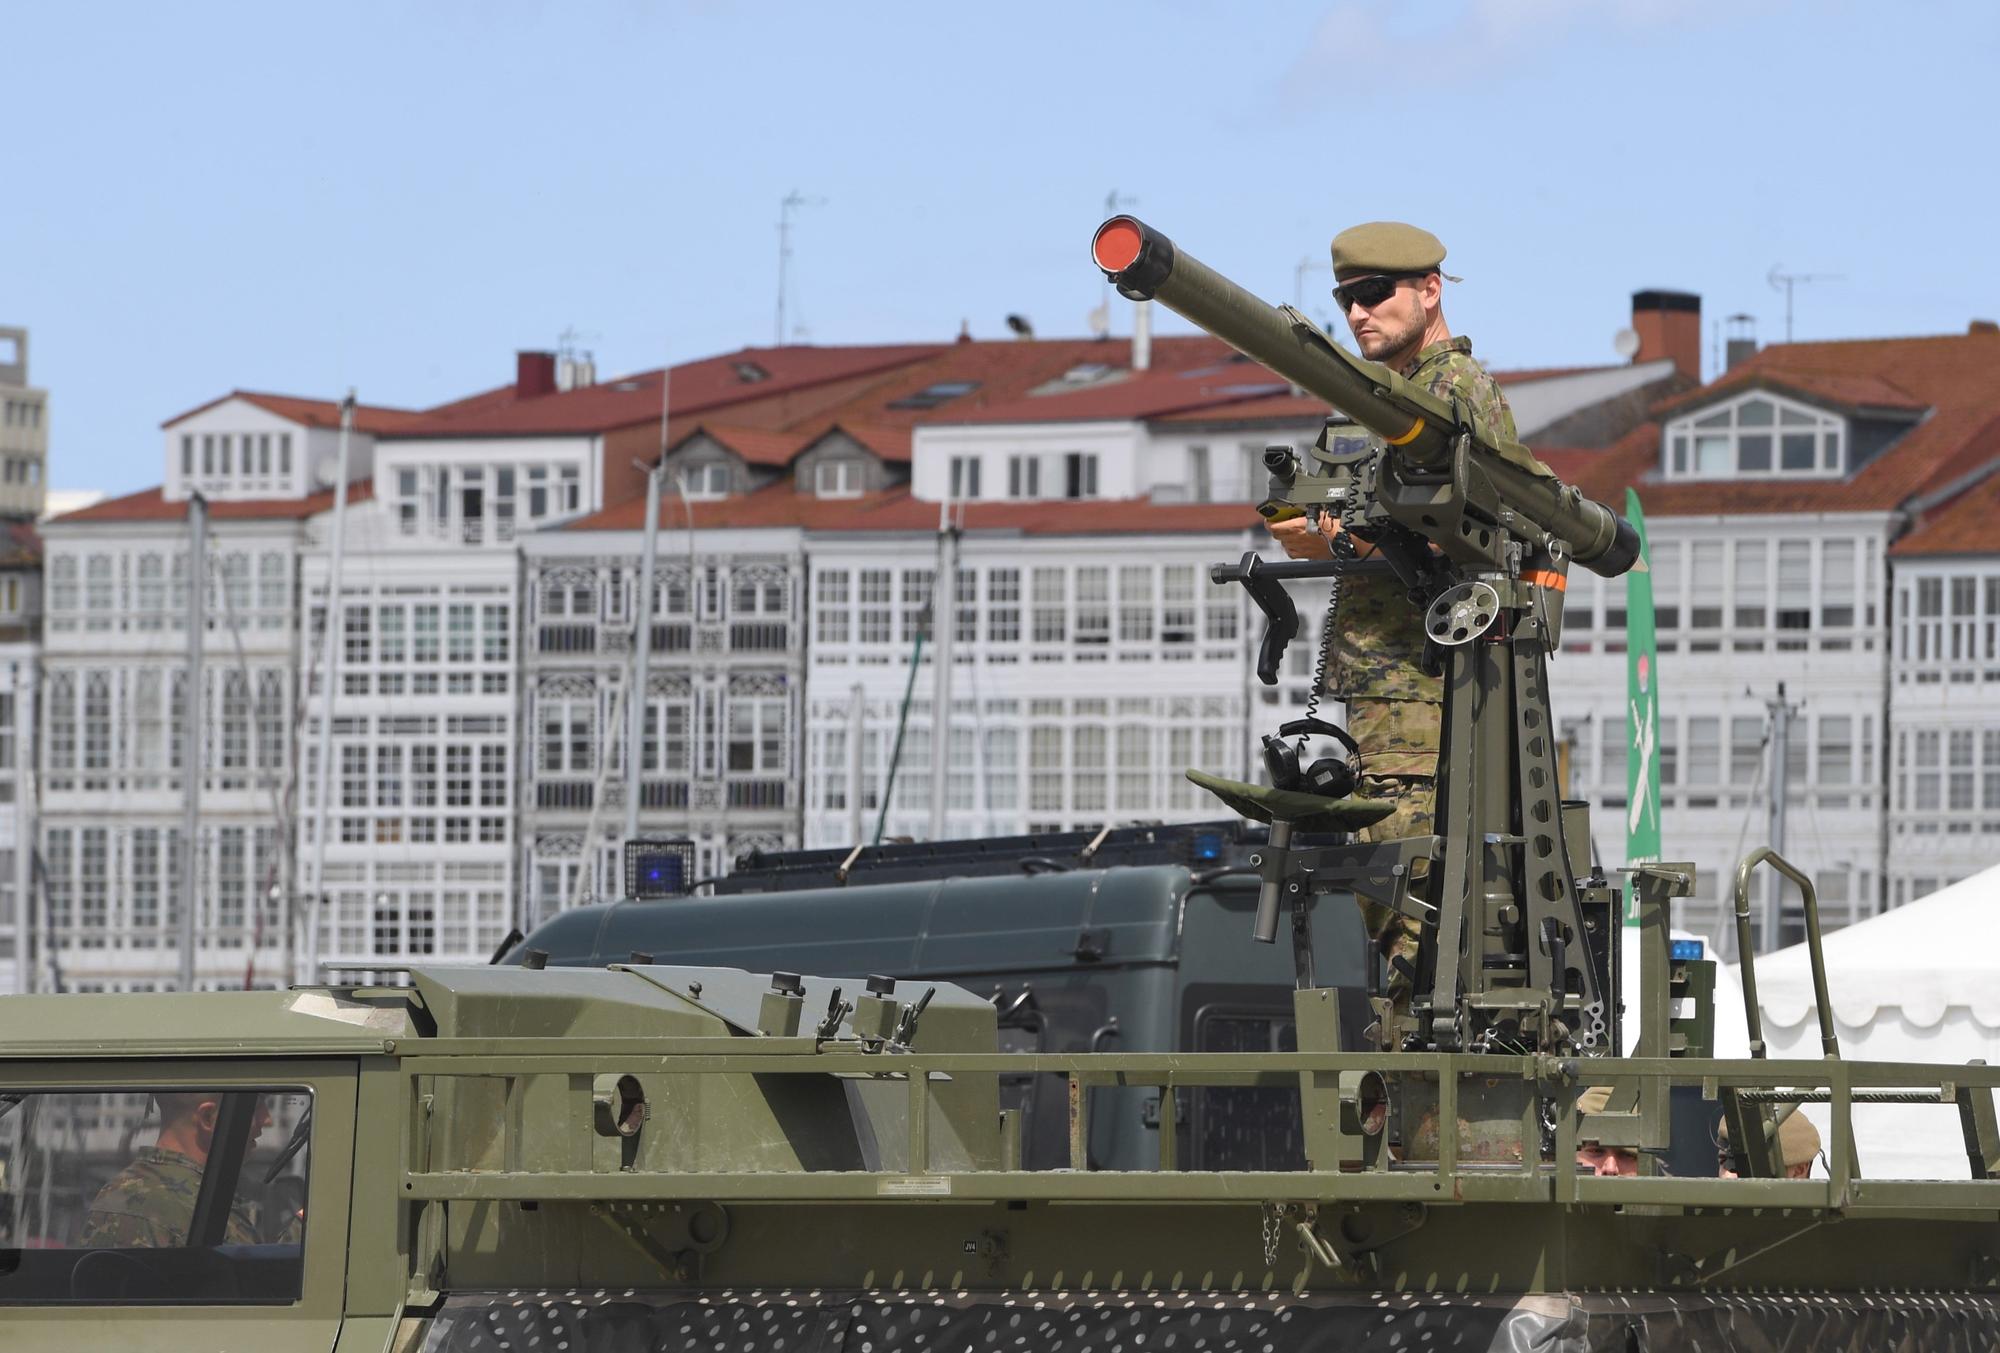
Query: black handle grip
1211,552,1300,685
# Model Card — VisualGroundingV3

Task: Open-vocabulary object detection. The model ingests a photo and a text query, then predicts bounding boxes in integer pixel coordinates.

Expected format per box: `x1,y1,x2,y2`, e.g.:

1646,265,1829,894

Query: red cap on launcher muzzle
1091,216,1145,273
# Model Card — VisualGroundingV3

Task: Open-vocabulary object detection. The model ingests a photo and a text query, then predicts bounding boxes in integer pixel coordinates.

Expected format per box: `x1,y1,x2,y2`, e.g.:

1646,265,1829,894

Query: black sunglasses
1332,272,1426,311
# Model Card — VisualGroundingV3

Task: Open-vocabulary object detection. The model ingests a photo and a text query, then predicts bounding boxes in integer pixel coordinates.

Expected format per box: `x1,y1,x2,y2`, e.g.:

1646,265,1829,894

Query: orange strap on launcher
1524,567,1568,592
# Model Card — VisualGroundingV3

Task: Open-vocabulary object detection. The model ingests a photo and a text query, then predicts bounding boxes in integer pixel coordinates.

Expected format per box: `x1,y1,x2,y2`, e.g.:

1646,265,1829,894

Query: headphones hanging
1261,715,1361,802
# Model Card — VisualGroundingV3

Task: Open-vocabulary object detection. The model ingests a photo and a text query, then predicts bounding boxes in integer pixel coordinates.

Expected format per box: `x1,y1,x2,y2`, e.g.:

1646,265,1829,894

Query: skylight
888,380,981,410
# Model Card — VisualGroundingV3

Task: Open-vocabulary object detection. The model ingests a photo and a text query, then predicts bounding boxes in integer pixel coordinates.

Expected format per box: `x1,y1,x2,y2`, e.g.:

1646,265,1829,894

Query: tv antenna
1099,189,1139,333
775,190,827,347
1767,265,1842,344
1295,255,1331,310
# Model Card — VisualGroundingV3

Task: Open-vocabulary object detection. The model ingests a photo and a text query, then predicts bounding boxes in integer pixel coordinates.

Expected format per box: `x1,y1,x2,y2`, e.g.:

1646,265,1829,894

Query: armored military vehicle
515,821,1385,1174
5,220,1999,1350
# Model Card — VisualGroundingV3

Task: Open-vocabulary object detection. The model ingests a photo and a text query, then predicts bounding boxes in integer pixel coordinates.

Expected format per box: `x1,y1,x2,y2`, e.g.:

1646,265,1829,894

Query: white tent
1748,863,2000,1179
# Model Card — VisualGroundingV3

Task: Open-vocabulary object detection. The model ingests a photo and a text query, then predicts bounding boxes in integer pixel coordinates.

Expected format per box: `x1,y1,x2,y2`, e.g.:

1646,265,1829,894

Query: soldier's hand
1268,514,1334,560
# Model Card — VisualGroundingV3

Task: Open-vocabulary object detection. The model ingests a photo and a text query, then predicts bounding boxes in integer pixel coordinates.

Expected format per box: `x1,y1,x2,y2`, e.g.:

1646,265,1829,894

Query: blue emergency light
624,838,695,900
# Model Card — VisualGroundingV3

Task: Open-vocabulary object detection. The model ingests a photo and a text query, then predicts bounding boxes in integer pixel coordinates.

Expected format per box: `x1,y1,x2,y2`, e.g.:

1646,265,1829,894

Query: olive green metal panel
0,991,407,1059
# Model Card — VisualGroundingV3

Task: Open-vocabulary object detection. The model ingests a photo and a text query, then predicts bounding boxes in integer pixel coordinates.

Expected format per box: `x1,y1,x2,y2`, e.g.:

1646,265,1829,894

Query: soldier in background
1268,222,1517,1002
1573,1086,1642,1176
1718,1111,1822,1180
79,1091,271,1247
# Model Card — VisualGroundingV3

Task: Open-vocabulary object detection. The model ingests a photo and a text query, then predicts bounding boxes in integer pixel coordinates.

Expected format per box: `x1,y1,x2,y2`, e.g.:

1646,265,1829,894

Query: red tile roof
1891,449,2000,556
162,391,425,434
391,345,944,438
47,481,375,525
1145,360,1654,428
684,424,815,468
1651,368,1926,418
1539,331,2000,516
566,481,1260,537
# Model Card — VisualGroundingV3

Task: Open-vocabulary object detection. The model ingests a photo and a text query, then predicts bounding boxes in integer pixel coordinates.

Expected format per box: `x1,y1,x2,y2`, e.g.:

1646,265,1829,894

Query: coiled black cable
1296,526,1357,757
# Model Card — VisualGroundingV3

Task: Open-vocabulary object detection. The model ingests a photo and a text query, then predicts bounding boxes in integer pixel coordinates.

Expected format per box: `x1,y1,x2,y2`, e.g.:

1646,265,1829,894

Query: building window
857,570,892,644
815,570,850,645
682,462,731,499
726,694,786,775
1817,716,1852,786
1063,452,1099,499
988,568,1021,643
538,686,595,775
899,570,932,644
1118,566,1154,642
1075,567,1110,645
948,456,980,500
1008,455,1040,498
1663,392,1846,480
815,459,865,499
1032,568,1066,643
1686,716,1721,785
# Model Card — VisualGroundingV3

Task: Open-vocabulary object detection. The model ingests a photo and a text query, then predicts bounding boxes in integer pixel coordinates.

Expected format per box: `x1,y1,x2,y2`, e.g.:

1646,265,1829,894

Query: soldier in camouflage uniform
1269,222,1517,1006
79,1091,270,1247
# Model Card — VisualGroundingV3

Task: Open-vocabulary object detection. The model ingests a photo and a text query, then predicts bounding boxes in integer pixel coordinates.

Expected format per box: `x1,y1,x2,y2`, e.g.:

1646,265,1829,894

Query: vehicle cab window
0,1087,311,1304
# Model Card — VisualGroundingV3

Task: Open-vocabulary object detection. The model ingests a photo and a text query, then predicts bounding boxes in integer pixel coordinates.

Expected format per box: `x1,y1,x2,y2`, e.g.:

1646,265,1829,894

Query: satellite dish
311,452,342,488
1086,304,1111,339
1612,327,1641,360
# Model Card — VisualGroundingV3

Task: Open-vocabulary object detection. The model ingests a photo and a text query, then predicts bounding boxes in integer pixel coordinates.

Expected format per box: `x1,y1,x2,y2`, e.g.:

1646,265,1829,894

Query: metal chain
1261,1204,1281,1267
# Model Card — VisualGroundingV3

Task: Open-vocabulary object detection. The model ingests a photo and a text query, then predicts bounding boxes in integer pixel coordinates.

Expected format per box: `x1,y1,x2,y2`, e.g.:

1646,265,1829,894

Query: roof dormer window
682,463,732,500
814,460,865,499
1663,392,1844,481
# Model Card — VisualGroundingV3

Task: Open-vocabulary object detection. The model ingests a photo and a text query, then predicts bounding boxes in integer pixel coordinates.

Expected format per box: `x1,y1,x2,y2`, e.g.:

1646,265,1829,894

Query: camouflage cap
1330,222,1457,281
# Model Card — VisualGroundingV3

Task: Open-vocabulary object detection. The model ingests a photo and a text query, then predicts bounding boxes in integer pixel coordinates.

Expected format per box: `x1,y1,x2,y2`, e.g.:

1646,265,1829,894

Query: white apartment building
1885,472,2000,906
1546,325,2000,951
518,523,805,909
801,518,1267,847
307,345,963,967
31,391,405,993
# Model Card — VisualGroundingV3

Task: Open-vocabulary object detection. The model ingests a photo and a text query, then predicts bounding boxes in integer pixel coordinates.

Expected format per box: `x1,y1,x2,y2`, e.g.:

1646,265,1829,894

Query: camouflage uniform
78,1147,259,1248
1322,337,1517,989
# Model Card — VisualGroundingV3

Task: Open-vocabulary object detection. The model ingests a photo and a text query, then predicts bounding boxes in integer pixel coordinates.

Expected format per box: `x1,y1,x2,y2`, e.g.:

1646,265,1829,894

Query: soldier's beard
1354,303,1428,371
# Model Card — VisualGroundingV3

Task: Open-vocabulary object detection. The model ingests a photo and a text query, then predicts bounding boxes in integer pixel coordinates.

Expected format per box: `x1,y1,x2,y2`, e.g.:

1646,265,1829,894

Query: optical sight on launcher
1095,215,1659,1084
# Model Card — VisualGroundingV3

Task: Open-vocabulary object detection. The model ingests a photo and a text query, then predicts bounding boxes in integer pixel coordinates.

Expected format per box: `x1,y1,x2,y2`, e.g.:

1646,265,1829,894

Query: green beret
1331,221,1449,280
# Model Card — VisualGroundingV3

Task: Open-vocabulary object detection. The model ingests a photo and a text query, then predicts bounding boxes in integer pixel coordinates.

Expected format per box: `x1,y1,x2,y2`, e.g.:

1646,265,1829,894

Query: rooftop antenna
1098,189,1139,334
1767,265,1843,344
1294,255,1331,309
775,190,827,347
555,326,601,390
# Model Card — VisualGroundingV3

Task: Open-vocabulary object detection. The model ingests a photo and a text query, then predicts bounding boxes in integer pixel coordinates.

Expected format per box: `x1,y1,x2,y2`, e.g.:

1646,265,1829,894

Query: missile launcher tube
1091,215,1640,578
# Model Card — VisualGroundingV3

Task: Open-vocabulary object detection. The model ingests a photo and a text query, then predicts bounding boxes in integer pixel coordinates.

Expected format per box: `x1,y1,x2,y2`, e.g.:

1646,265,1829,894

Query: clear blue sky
9,0,1996,495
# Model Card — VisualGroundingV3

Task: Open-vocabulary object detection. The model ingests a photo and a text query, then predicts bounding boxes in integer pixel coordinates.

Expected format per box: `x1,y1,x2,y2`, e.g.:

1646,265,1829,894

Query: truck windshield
0,1087,311,1304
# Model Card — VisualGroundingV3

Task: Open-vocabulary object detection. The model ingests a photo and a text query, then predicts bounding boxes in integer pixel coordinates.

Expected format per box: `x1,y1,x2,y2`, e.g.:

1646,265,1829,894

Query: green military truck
7,955,2000,1350
512,823,1380,1173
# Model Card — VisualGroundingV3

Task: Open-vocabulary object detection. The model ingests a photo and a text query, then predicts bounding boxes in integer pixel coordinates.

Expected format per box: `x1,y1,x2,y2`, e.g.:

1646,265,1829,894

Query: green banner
1623,490,1661,903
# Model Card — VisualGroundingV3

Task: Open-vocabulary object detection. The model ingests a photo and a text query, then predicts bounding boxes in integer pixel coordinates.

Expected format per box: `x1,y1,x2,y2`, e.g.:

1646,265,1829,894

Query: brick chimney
516,350,557,399
1630,290,1701,383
